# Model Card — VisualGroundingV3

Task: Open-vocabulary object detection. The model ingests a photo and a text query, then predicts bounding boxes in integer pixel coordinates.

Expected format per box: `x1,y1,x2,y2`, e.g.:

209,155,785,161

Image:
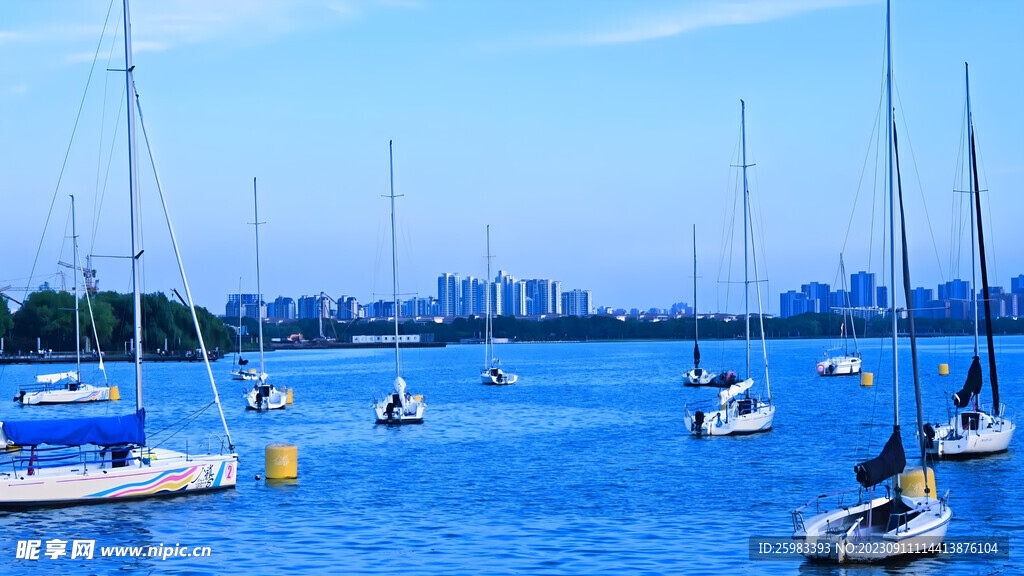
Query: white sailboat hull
684,383,774,436
817,356,862,376
373,398,426,424
0,449,237,508
231,369,261,381
683,368,716,386
244,383,286,410
925,410,1015,458
482,368,517,385
19,384,111,405
793,495,952,563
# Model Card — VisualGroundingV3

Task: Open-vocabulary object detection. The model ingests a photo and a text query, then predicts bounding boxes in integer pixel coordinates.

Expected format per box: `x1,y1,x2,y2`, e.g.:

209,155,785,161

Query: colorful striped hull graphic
86,466,202,499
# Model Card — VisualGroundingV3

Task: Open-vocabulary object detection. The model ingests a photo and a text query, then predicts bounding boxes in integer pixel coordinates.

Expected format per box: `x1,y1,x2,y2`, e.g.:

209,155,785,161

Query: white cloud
544,0,873,47
6,0,420,58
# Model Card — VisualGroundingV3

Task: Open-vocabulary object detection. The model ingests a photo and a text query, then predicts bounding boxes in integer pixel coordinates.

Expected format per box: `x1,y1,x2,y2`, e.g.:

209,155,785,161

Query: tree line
5,294,1018,354
231,311,1021,346
0,291,232,354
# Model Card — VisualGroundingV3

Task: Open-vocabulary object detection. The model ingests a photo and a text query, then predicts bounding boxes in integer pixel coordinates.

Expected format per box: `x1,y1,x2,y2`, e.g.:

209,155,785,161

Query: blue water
0,336,1019,575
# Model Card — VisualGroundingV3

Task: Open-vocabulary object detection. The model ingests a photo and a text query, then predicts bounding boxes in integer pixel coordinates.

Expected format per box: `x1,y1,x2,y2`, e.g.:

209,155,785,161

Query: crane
57,255,98,294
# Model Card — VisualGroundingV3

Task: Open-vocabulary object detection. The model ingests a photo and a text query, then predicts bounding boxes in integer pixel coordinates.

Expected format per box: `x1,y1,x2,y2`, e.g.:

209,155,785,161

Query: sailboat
372,141,426,424
16,195,114,405
482,225,517,385
230,280,259,382
682,100,774,436
0,0,237,506
243,178,285,411
791,2,951,560
923,63,1015,459
817,254,862,377
684,225,722,387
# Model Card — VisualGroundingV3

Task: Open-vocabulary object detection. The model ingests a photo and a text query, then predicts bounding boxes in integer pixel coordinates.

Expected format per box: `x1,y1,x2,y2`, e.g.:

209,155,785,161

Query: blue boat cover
2,410,145,446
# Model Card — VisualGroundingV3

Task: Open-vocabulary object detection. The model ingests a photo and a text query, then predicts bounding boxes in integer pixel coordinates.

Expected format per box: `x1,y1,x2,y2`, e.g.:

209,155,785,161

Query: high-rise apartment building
437,273,460,317
561,289,593,316
850,271,876,309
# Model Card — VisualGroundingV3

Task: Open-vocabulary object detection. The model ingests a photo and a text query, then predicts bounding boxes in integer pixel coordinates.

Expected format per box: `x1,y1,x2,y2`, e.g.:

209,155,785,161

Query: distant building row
224,273,593,321
779,272,1024,320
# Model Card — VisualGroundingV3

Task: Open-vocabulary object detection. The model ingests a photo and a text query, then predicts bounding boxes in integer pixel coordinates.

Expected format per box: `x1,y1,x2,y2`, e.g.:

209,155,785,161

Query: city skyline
2,2,1023,315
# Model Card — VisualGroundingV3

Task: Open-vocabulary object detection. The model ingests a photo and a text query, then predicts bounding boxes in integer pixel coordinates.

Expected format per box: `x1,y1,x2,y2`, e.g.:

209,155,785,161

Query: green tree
0,297,13,339
10,290,77,351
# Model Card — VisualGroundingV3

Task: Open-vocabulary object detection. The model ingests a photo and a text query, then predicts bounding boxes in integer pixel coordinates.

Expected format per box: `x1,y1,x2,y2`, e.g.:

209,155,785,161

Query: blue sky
1,0,1022,315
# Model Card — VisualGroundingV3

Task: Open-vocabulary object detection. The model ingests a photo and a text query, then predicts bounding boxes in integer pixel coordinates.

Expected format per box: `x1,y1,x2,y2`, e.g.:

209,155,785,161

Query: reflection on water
0,336,1018,574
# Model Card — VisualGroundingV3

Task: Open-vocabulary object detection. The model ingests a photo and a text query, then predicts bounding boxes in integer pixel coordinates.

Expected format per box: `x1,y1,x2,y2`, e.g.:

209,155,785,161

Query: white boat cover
36,371,78,384
718,378,753,405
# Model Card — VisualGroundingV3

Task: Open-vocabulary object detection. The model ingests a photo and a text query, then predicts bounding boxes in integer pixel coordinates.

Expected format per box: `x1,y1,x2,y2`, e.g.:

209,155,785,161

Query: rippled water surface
0,336,1019,575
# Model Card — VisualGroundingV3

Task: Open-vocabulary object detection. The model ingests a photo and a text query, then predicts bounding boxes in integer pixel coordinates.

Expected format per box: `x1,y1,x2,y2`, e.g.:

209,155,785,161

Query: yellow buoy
900,466,937,498
286,387,293,404
108,385,120,401
938,363,949,376
860,372,874,387
265,443,297,479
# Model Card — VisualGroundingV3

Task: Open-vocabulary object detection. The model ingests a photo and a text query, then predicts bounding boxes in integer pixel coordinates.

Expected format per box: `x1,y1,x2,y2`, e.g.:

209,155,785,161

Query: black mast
894,120,930,493
966,62,999,412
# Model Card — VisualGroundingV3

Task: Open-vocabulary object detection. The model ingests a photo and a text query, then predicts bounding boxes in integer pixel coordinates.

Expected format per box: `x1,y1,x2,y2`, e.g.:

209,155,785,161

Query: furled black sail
953,356,983,409
854,430,906,488
694,342,701,367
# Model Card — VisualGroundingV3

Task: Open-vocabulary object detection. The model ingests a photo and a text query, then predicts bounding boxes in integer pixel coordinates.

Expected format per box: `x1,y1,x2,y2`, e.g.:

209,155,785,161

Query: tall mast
839,253,858,354
389,141,400,378
692,224,699,367
966,63,999,411
968,80,980,358
741,99,750,379
123,0,143,412
71,194,81,378
886,0,898,434
236,278,242,365
486,225,492,367
253,177,265,376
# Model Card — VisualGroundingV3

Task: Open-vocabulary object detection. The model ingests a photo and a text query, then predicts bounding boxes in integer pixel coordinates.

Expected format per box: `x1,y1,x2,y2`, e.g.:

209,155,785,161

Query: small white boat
683,225,723,387
816,351,862,377
229,280,255,381
683,367,716,386
232,367,262,381
17,373,111,405
923,64,1014,460
240,178,284,411
481,225,518,386
925,407,1014,459
244,376,286,411
817,254,862,377
371,141,426,425
793,489,952,563
373,377,426,424
683,100,774,436
924,360,1015,458
16,196,113,406
684,379,774,436
482,361,518,385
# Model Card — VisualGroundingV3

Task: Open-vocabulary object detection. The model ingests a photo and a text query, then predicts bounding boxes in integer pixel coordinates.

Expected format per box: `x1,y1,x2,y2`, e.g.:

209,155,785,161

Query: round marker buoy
265,443,297,479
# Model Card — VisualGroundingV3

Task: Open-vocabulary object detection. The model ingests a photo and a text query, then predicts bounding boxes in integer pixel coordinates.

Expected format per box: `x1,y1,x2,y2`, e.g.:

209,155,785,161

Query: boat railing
889,490,951,534
16,381,80,394
793,487,865,520
1,443,143,476
202,434,229,456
